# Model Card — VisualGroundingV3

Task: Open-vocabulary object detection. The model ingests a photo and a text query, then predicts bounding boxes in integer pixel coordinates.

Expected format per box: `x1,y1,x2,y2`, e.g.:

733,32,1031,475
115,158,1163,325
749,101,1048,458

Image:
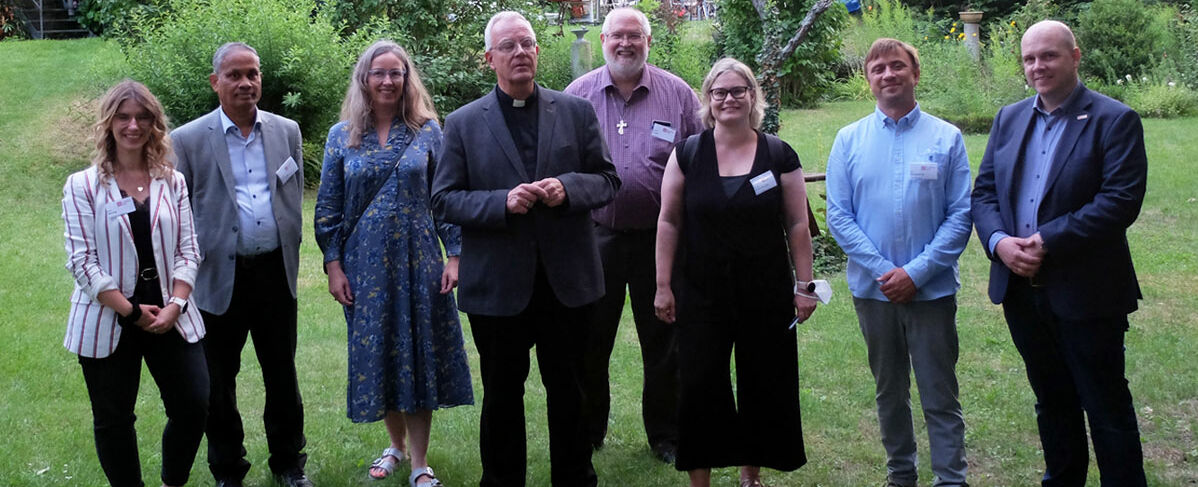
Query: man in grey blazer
171,42,311,487
431,11,619,487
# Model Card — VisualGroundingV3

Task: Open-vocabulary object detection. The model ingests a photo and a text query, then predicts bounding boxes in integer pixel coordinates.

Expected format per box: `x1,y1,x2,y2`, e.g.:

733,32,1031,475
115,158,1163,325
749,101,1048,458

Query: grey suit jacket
171,108,304,314
432,86,620,316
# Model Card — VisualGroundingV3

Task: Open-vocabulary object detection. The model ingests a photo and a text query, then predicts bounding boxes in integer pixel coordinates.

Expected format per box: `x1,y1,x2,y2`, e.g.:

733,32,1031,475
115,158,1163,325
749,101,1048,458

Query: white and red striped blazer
62,166,205,358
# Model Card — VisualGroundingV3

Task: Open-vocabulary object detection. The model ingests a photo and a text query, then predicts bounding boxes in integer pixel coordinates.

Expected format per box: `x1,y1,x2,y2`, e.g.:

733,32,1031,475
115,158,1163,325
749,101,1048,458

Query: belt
138,267,158,281
237,248,281,268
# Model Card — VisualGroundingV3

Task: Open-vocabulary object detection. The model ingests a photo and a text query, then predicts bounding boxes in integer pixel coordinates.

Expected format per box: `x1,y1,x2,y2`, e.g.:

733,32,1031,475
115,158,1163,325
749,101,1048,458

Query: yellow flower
1010,20,1016,27
924,36,928,40
944,35,950,39
952,22,958,27
972,32,978,37
958,32,965,39
950,27,956,33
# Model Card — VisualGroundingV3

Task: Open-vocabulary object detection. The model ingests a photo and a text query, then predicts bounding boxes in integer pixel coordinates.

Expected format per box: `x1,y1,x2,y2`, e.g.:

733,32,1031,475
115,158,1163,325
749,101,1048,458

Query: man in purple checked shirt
564,6,703,464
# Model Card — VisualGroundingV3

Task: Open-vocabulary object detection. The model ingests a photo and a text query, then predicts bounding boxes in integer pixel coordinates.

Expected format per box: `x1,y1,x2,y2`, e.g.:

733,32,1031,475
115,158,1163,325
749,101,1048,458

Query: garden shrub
715,0,848,108
1075,0,1169,83
77,0,165,38
1,0,27,41
124,0,360,187
1126,81,1198,118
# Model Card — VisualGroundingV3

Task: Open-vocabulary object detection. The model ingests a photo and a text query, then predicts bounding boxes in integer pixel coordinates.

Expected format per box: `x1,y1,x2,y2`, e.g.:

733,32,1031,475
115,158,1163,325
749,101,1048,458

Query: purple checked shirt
566,64,703,230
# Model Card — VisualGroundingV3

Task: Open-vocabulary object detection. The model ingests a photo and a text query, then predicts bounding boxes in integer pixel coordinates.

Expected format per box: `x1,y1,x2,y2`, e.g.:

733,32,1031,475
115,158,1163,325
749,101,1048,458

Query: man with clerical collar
825,38,972,487
972,20,1148,485
563,6,702,464
431,10,620,487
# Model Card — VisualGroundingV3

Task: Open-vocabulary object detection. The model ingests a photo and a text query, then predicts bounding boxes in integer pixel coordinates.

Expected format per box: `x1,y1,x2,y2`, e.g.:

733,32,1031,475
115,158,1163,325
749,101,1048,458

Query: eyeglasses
709,86,750,101
368,69,406,81
606,31,645,43
493,37,537,54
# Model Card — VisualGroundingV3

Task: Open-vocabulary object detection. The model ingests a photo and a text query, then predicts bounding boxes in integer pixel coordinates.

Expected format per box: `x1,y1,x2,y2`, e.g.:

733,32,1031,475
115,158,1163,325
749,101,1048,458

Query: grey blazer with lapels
171,107,304,315
432,86,620,316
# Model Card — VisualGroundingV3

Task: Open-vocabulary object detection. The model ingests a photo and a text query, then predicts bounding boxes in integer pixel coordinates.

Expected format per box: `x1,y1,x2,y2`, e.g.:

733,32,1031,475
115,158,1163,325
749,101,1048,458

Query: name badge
277,156,299,182
909,162,938,180
108,196,136,218
650,121,676,142
750,171,778,195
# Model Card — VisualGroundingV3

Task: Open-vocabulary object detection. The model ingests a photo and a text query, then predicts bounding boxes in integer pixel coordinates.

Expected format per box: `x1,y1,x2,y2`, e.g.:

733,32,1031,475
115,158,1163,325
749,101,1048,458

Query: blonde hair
698,58,766,130
91,79,174,181
340,40,438,148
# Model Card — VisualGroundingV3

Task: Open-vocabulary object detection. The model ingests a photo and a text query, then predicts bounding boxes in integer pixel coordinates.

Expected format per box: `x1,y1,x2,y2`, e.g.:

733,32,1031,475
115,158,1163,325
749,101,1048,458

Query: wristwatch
168,296,189,314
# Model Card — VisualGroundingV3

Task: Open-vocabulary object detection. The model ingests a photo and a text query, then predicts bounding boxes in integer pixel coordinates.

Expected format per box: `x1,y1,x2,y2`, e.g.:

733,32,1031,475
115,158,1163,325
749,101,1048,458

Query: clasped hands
995,233,1047,278
134,303,179,335
506,178,565,215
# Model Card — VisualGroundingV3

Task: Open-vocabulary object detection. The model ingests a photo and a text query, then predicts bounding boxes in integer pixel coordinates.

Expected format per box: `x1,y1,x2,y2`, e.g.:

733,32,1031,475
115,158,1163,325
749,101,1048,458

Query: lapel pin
1077,114,1089,120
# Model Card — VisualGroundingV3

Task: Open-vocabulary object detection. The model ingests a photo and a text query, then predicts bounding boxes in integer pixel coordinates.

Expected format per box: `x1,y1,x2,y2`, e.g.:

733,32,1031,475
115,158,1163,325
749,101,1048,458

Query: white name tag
108,197,136,218
277,156,298,182
909,162,938,180
650,121,676,142
750,171,778,195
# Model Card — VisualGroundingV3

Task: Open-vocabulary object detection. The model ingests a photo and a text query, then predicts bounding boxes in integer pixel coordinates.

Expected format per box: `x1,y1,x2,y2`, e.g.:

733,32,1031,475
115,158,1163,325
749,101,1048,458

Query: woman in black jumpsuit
654,58,818,487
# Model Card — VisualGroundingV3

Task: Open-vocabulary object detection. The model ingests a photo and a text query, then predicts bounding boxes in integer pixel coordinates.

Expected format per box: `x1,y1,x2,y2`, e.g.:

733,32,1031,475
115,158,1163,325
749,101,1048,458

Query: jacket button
232,225,239,232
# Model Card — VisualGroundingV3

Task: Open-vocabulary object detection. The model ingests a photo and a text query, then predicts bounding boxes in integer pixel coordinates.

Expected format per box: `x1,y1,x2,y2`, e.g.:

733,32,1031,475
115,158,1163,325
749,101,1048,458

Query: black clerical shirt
496,85,539,178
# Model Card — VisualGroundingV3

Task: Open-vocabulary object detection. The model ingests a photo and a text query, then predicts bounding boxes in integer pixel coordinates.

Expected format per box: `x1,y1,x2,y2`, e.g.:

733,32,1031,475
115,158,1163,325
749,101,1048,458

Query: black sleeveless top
123,191,164,308
676,129,800,313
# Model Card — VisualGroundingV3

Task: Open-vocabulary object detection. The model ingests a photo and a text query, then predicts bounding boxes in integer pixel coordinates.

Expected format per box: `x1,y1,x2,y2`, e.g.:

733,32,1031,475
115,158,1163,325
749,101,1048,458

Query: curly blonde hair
341,40,438,148
91,79,174,181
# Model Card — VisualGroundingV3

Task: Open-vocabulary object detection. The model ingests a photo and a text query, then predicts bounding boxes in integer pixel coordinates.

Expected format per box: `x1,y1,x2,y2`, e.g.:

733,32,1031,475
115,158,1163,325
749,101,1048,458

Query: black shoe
652,444,677,464
275,469,314,487
215,479,245,487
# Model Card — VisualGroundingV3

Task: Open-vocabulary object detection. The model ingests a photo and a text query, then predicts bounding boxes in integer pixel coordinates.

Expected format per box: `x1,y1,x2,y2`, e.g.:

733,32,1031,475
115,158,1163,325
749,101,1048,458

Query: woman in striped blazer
61,80,208,487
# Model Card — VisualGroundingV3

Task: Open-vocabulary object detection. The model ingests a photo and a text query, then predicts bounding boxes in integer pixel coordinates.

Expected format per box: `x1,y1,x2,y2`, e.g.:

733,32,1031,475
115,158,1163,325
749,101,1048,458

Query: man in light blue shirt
826,38,972,487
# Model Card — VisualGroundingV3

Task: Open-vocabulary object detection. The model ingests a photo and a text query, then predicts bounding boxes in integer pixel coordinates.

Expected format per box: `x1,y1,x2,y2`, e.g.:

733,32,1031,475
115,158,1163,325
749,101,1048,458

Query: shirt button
232,225,238,232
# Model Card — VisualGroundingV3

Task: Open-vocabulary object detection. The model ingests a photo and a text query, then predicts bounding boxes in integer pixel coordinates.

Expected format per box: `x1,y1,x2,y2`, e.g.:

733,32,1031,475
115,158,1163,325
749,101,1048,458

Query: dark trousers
201,249,306,481
583,225,678,451
674,284,805,472
1003,279,1146,487
79,326,209,487
468,270,597,487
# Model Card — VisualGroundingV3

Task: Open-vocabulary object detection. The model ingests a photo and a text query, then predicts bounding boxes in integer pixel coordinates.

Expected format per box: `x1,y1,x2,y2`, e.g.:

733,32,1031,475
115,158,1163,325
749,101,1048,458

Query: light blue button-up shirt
219,108,280,256
826,105,973,301
987,83,1083,253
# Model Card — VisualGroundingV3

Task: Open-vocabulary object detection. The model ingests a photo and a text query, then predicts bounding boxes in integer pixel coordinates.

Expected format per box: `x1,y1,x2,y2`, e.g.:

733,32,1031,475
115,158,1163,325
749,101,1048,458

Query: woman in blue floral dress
315,40,472,487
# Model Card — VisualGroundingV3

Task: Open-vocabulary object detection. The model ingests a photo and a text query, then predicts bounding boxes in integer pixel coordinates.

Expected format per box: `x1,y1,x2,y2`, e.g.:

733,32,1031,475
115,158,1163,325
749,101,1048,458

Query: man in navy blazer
172,42,311,487
432,11,619,487
971,20,1147,486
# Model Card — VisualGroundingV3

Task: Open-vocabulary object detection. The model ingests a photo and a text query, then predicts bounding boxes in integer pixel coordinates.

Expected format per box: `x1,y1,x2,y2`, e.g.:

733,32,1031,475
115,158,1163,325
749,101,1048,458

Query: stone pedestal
571,27,593,80
960,11,983,59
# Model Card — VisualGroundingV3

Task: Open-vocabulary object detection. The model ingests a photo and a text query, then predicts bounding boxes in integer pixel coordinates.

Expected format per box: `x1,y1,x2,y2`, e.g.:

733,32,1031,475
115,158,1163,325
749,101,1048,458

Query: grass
2,38,1196,486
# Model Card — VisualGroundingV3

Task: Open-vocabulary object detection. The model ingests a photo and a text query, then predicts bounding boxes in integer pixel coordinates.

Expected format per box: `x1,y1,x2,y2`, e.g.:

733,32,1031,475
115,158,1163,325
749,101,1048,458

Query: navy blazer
971,85,1146,319
431,86,620,316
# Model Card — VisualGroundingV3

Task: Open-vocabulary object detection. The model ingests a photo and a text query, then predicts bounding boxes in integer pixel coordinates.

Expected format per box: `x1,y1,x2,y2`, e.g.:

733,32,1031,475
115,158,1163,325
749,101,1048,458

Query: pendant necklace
608,89,629,135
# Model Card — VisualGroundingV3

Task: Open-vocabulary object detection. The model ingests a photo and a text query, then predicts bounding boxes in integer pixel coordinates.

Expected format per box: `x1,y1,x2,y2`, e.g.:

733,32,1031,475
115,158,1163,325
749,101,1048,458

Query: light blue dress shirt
826,105,973,301
987,83,1083,253
219,108,280,256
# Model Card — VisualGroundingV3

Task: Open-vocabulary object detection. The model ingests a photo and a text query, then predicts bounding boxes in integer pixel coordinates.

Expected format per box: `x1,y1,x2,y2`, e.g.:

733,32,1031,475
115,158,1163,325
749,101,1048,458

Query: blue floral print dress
314,118,473,422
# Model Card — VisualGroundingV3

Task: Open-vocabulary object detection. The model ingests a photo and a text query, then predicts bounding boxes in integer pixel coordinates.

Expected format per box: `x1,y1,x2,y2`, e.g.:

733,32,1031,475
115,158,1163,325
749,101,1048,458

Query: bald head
1021,20,1082,111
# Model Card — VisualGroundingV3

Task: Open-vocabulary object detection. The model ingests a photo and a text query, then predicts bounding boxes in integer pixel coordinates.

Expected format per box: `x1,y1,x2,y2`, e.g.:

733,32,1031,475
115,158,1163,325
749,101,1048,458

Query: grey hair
212,42,259,74
602,7,651,37
698,57,766,130
485,11,536,52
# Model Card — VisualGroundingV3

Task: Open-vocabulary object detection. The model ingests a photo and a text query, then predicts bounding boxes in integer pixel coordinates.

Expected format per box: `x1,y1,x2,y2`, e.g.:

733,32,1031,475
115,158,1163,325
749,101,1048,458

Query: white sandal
409,466,444,487
369,447,406,480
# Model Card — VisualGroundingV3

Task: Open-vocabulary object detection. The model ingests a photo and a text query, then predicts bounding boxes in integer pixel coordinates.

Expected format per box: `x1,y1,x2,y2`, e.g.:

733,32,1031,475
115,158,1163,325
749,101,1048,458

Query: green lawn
2,38,1195,486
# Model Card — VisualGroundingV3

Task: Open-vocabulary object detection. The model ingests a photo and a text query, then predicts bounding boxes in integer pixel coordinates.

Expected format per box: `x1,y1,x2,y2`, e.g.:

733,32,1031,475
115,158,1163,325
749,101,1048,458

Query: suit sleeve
62,172,117,299
431,111,511,230
971,107,1007,261
557,101,620,213
901,130,973,288
824,129,896,278
425,122,461,256
1037,108,1147,254
170,171,201,288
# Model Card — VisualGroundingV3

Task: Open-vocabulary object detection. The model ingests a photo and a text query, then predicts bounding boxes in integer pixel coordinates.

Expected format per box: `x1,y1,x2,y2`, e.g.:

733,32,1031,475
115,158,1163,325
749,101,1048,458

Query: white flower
1126,74,1134,81
1117,79,1124,85
1142,76,1149,82
1168,81,1177,87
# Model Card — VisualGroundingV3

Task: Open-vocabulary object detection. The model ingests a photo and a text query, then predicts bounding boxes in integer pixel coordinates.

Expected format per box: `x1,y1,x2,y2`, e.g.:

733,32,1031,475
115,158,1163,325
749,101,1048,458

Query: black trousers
468,269,597,487
674,278,806,472
201,249,306,481
1002,279,1146,487
79,325,209,487
583,225,678,451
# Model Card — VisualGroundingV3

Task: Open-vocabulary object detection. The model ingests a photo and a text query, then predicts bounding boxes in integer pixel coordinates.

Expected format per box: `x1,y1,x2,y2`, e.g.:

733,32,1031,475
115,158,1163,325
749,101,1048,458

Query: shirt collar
1034,81,1084,116
218,107,261,135
496,84,539,108
874,103,922,130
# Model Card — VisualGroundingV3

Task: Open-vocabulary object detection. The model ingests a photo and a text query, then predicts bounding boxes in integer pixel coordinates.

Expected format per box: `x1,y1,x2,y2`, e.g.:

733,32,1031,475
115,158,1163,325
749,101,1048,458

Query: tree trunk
754,0,835,134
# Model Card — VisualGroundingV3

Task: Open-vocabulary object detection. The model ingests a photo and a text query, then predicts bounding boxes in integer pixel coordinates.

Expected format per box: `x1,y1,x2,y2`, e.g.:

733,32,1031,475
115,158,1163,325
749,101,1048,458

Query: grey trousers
854,295,968,487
